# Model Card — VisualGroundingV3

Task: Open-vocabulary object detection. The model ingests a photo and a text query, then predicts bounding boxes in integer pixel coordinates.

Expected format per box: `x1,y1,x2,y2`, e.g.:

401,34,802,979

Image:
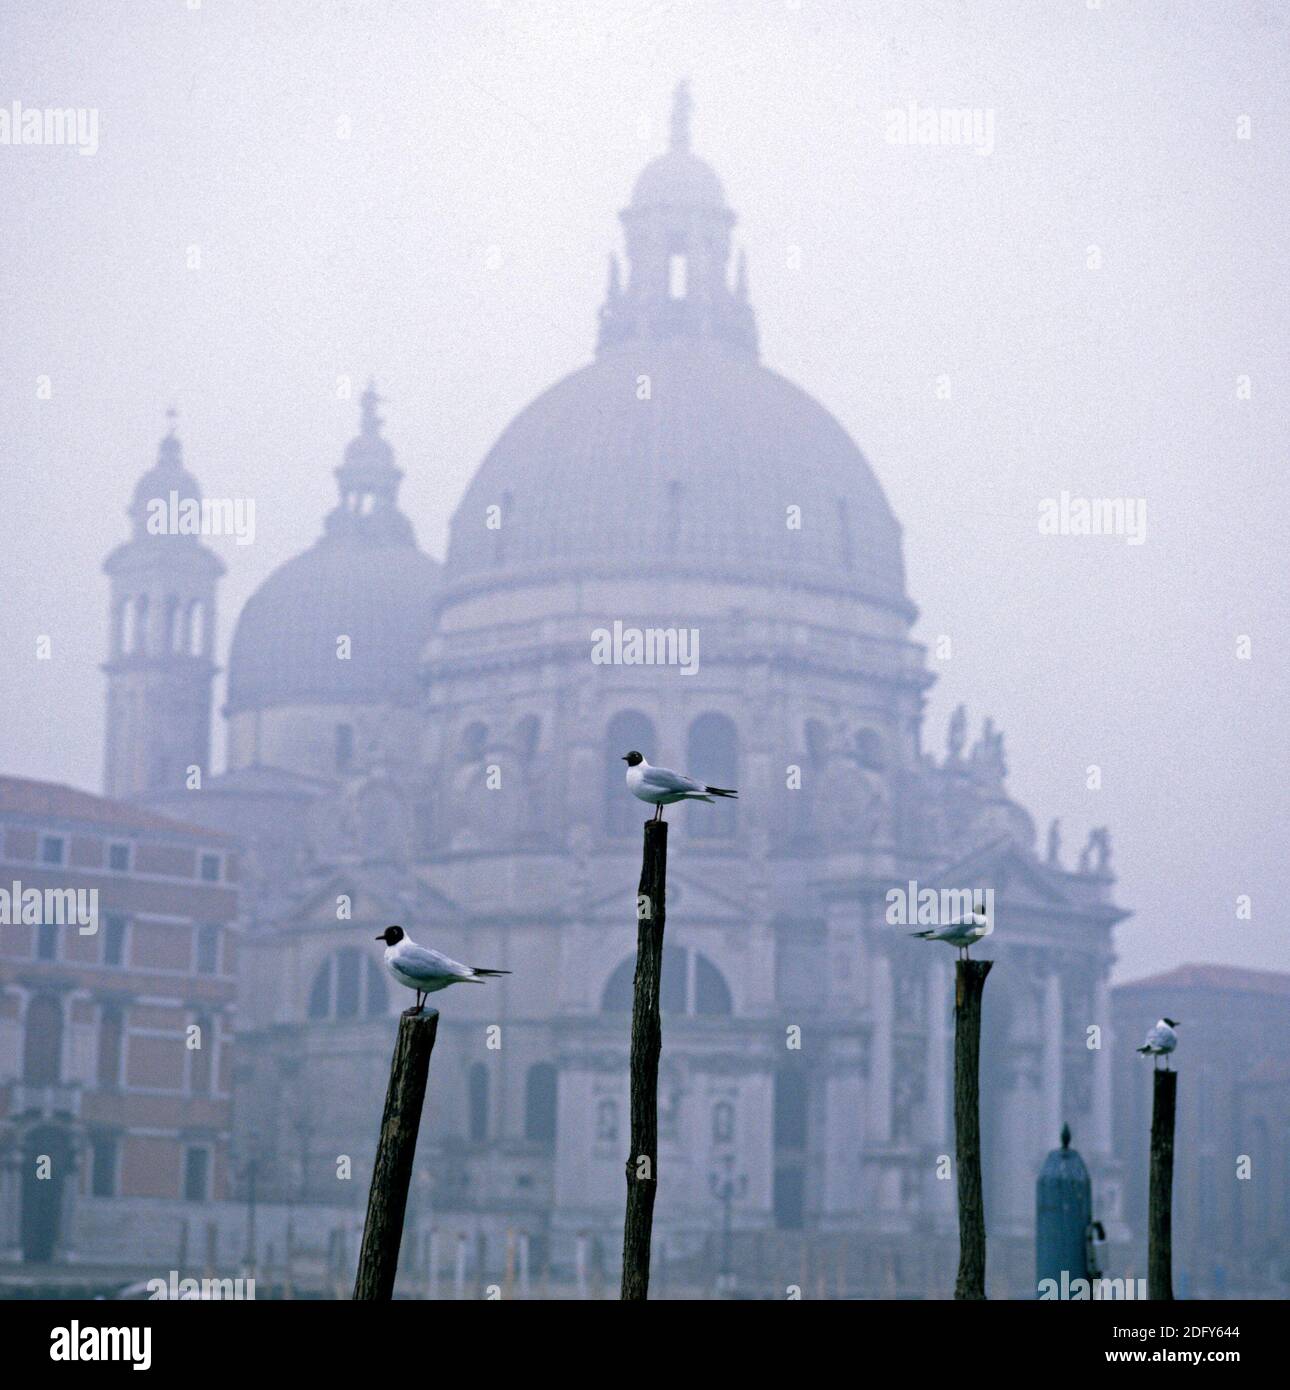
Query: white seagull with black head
621,751,738,822
1136,1017,1179,1068
375,925,510,1013
909,902,991,960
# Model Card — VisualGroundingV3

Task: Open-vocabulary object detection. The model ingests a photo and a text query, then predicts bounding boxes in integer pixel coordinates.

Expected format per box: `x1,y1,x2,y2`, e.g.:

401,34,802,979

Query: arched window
187,599,205,656
805,719,829,768
596,1098,618,1143
132,594,150,654
686,713,738,837
605,710,657,837
307,949,388,1021
524,1063,558,1146
23,995,63,1086
774,1064,809,1150
460,722,487,764
468,1063,489,1143
601,947,732,1018
855,728,885,771
712,1100,735,1145
164,596,181,653
335,724,354,772
514,715,540,762
695,953,734,1016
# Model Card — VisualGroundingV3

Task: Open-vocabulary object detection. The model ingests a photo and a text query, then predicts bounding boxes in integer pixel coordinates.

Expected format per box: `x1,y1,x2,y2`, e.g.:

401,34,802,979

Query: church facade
108,90,1129,1295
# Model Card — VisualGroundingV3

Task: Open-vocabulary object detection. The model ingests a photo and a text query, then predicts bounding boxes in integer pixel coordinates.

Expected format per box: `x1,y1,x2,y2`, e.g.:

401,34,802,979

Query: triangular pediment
929,837,1073,909
585,863,747,923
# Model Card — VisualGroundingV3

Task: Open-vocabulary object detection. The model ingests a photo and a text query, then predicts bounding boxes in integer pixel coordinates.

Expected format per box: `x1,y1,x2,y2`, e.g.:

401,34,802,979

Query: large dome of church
442,83,909,615
445,345,907,608
226,386,439,714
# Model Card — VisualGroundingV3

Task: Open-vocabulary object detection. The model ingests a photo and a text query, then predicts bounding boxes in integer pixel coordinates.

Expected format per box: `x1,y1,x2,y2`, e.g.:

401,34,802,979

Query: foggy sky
2,0,1287,982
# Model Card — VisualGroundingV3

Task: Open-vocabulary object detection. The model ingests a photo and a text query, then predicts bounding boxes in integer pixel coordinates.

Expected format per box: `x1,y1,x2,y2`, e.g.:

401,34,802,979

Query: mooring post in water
1148,1067,1177,1301
620,818,667,1301
353,1008,439,1300
954,958,993,1300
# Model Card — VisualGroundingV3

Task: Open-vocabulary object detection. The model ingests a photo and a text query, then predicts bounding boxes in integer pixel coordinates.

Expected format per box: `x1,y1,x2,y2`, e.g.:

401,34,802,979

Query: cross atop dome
669,79,693,151
359,379,385,437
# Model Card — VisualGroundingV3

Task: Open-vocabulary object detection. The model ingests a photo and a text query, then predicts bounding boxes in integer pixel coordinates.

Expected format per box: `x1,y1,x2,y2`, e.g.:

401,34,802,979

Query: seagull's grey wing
397,944,471,982
641,765,704,794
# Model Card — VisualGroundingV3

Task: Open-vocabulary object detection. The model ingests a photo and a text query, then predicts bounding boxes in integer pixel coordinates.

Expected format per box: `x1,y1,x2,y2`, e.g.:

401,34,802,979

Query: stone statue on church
1046,817,1061,867
969,717,1007,782
1077,826,1112,875
947,703,967,762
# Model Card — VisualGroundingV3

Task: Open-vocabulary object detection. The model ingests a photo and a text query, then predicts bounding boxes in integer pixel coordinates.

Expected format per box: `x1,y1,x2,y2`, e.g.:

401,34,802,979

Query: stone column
819,1036,866,1229
925,960,954,1219
0,1141,23,1260
1042,970,1064,1150
1091,970,1113,1156
866,947,892,1147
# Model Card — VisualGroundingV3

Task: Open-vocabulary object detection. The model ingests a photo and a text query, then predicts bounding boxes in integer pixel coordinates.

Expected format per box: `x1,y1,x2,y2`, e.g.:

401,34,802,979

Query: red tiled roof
1118,963,1290,998
0,776,230,842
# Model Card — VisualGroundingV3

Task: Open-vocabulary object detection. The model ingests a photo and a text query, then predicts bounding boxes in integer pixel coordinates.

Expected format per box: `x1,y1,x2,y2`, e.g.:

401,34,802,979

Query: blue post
1036,1124,1094,1297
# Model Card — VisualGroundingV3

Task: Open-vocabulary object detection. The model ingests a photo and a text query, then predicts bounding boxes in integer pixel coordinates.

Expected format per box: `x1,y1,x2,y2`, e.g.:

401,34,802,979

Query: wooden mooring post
353,1008,440,1300
1148,1067,1177,1301
954,958,993,1300
620,818,667,1300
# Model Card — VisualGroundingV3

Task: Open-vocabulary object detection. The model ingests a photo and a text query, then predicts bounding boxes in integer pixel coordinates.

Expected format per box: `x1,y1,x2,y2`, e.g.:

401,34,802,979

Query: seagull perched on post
375,925,510,1013
621,751,738,822
1136,1018,1179,1069
910,903,991,960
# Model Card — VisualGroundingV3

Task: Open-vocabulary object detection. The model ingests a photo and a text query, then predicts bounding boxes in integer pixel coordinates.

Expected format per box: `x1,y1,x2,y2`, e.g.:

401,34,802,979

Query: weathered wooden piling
352,1007,439,1300
620,818,667,1300
954,958,993,1300
1148,1067,1177,1301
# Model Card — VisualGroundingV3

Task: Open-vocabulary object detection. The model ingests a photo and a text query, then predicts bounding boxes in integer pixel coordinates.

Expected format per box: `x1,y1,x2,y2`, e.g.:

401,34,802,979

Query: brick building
0,776,237,1267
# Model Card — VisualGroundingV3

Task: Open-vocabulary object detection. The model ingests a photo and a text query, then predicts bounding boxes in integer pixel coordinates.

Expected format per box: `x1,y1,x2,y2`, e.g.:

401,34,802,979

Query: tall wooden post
1148,1068,1177,1301
353,1008,439,1300
620,818,667,1300
954,958,993,1300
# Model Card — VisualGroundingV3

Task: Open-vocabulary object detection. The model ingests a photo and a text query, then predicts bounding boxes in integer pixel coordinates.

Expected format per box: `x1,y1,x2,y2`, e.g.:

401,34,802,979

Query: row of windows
87,1135,212,1201
17,835,223,882
113,594,208,658
302,944,736,1024
29,916,221,974
20,993,219,1096
468,1062,557,1144
464,1072,742,1151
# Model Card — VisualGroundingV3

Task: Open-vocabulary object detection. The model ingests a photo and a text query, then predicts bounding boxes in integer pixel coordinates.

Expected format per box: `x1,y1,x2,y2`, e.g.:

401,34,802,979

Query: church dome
125,410,205,542
226,385,439,714
631,149,726,209
444,345,908,608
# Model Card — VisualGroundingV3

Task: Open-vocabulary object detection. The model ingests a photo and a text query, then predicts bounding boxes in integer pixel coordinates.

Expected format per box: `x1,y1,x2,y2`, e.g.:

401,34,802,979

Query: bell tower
102,411,224,799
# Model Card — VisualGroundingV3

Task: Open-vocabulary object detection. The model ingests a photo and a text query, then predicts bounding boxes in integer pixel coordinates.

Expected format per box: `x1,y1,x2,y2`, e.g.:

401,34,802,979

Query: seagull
375,925,510,1013
910,903,991,960
1136,1017,1179,1069
621,751,738,822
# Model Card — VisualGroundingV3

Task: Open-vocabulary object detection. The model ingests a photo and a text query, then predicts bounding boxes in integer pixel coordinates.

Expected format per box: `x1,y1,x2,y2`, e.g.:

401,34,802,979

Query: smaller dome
226,540,438,713
631,149,726,210
127,417,205,540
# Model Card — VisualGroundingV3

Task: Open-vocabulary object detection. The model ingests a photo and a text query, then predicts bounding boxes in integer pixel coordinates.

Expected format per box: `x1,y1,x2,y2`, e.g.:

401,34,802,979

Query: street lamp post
709,1155,747,1298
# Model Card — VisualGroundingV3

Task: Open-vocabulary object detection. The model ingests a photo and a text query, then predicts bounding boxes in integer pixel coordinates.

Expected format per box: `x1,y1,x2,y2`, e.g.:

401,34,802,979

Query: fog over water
2,0,1287,981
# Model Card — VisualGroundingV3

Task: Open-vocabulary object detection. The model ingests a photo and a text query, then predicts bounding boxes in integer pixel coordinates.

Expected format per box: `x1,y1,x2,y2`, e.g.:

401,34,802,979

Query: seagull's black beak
375,933,386,941
621,755,630,762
